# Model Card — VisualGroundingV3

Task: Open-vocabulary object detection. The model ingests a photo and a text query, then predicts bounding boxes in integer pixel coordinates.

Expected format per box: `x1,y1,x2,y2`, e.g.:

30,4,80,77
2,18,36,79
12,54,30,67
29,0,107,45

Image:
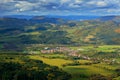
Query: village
24,44,120,65
40,46,120,65
41,47,83,57
41,47,120,64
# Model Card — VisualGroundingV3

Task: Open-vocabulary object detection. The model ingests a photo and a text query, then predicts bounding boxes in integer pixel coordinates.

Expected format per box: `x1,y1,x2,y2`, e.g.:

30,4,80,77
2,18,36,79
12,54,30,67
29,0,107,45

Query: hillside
0,15,120,51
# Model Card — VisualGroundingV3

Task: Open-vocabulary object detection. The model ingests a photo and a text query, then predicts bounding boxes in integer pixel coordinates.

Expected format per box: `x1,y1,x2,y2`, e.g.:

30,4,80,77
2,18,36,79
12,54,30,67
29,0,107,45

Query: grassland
71,45,120,51
29,55,118,80
63,65,114,80
29,55,73,67
69,45,120,57
28,45,120,80
0,45,120,80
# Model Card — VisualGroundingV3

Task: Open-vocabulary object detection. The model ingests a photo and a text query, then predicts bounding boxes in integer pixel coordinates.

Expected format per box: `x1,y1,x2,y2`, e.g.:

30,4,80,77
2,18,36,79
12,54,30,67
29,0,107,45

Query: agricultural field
29,55,120,80
28,45,120,80
29,55,73,68
70,45,120,52
0,45,120,80
0,54,71,80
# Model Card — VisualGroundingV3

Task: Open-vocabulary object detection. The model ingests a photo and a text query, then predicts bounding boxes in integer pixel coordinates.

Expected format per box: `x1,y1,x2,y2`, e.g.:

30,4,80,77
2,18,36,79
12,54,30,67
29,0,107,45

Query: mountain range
3,15,101,21
0,15,120,51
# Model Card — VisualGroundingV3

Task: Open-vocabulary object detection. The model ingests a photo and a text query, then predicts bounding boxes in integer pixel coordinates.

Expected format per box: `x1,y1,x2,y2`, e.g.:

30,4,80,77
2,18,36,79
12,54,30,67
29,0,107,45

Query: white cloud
1,0,120,15
60,0,71,4
74,0,83,3
15,1,36,11
52,6,57,9
87,1,107,7
69,3,80,8
96,1,107,7
107,9,120,13
0,0,14,3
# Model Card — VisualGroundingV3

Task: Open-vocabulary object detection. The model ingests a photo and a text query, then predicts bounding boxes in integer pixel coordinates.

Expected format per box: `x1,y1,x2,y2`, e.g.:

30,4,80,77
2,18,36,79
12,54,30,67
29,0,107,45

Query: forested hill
0,15,120,50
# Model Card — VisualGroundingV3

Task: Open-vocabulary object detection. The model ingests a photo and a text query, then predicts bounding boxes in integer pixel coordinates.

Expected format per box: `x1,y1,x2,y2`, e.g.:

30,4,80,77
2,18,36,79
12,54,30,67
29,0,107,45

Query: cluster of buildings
41,46,91,60
41,47,72,54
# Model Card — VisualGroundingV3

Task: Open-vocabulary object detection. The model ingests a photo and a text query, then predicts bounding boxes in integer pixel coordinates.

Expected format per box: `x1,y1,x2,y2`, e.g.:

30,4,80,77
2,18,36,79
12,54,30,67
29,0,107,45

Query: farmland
0,45,120,80
29,55,117,80
26,45,120,80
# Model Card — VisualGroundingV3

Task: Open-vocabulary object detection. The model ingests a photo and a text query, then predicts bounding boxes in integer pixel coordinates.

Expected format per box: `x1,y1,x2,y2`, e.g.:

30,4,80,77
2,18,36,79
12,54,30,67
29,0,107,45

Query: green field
70,45,120,51
29,54,119,80
29,55,73,67
63,65,114,80
28,45,120,80
0,45,120,80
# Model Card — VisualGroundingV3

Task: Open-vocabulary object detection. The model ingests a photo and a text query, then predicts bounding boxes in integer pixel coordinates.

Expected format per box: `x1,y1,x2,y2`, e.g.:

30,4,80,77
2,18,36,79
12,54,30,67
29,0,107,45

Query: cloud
60,0,71,4
96,1,107,7
43,2,60,10
75,0,83,3
0,0,14,3
87,1,108,7
69,3,80,8
0,0,120,16
15,1,36,11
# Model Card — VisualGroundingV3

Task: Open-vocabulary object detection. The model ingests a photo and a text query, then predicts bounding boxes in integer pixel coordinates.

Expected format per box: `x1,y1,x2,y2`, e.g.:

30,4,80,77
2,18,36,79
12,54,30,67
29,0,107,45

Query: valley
1,44,120,80
1,0,120,79
0,15,120,80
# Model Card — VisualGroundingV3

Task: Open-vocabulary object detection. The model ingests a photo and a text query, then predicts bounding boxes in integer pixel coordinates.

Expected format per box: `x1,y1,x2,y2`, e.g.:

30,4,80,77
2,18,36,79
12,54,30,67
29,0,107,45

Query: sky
0,0,120,16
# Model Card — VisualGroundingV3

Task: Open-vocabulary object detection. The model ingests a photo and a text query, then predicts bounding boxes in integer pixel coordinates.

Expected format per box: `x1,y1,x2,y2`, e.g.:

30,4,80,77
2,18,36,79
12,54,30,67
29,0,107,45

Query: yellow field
29,55,73,67
29,55,117,80
77,60,91,64
63,65,114,80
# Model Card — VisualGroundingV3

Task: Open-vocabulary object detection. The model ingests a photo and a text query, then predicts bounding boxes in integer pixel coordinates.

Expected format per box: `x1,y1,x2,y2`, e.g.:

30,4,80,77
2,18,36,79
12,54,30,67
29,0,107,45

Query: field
29,55,73,67
28,45,120,80
63,65,114,80
0,45,120,80
70,45,120,52
29,55,119,80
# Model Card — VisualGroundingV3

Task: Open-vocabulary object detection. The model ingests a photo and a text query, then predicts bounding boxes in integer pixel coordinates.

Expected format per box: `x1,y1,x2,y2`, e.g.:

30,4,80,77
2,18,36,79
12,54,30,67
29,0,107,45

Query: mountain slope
0,16,120,50
66,20,120,45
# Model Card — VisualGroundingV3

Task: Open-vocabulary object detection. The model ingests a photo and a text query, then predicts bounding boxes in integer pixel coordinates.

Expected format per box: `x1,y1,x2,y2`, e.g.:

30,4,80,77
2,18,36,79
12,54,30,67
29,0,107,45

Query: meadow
29,55,119,80
28,45,120,80
0,45,120,80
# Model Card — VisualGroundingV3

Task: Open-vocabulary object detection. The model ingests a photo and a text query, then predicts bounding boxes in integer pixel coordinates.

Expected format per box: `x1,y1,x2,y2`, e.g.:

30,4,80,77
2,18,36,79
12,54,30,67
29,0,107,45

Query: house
41,47,71,54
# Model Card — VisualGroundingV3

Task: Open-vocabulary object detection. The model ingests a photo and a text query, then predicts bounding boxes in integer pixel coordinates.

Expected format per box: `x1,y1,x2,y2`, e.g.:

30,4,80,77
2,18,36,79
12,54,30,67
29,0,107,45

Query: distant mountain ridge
2,15,101,21
3,15,33,20
46,15,101,21
98,15,120,21
0,15,120,51
2,15,120,21
30,16,67,24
